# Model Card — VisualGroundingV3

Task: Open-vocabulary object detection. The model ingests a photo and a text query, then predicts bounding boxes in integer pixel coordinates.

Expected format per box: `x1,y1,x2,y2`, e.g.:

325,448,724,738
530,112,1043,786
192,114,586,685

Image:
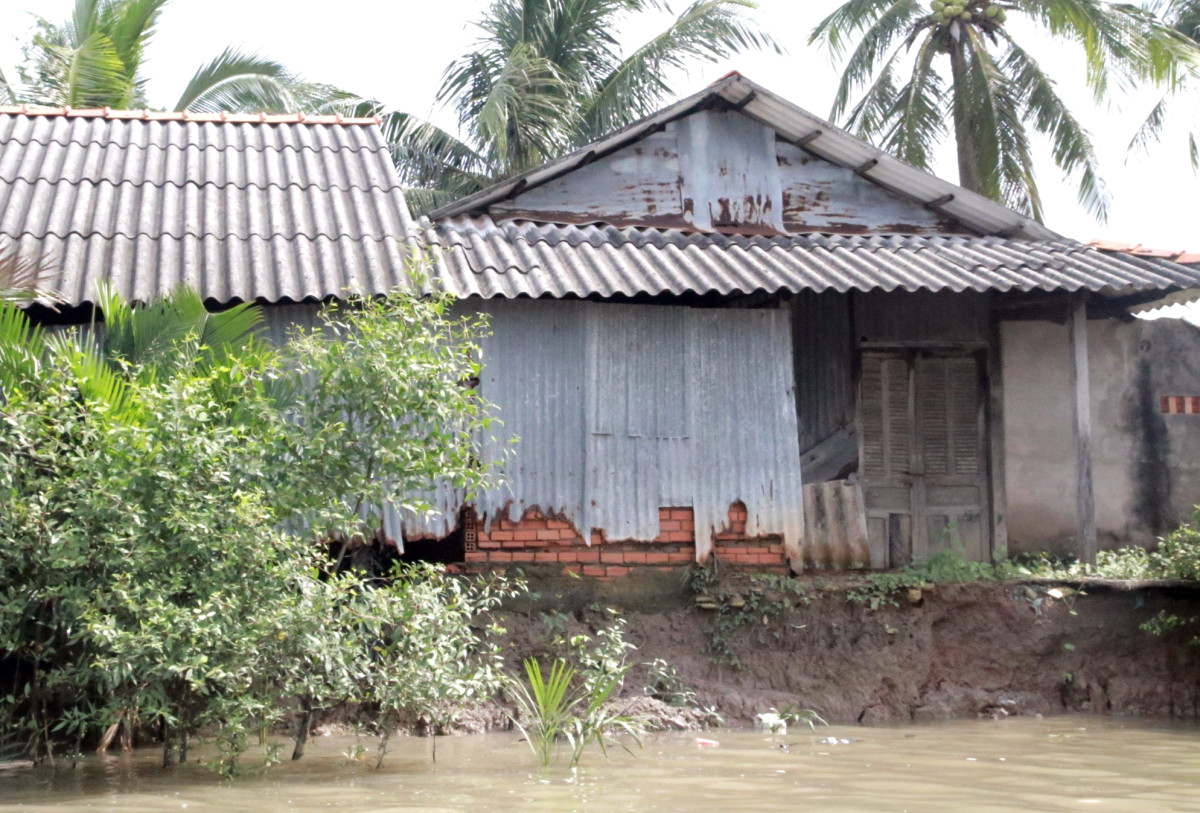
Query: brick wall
461,503,789,579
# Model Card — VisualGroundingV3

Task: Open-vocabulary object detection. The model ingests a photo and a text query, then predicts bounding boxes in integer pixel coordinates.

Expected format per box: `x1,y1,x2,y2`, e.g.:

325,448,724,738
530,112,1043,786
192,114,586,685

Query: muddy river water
2,715,1199,811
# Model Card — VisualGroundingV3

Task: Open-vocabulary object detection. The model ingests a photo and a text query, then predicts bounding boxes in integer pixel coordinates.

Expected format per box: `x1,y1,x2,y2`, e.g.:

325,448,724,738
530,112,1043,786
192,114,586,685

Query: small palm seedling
507,656,643,768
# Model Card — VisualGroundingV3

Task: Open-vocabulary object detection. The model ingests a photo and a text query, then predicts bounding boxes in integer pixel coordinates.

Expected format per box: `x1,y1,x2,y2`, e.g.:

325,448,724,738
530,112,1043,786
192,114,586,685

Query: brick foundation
461,503,789,579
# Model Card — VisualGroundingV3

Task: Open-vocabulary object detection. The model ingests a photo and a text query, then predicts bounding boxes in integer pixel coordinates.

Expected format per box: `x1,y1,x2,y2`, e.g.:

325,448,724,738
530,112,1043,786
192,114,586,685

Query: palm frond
46,329,134,417
379,110,491,200
0,302,45,399
882,31,947,170
62,31,132,108
823,0,925,122
580,0,779,142
0,242,57,305
199,301,264,367
0,67,15,105
175,47,304,113
1001,35,1108,221
963,27,1043,220
811,0,917,57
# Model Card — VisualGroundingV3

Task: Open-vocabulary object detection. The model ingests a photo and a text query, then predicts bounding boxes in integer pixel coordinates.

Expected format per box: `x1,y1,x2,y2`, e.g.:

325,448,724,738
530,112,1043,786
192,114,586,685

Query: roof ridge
0,174,404,193
0,105,382,126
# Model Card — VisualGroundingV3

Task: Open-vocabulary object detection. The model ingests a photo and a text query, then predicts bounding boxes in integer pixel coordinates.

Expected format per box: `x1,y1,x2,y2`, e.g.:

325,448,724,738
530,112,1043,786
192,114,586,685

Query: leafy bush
0,268,515,771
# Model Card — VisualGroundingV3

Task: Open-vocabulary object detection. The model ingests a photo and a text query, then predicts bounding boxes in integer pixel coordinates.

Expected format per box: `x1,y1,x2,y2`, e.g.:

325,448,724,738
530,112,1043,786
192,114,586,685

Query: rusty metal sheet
675,109,783,233
801,480,871,570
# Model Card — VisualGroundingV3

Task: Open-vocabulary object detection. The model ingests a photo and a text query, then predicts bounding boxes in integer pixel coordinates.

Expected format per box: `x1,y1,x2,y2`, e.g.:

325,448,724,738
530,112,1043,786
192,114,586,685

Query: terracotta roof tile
1087,239,1200,265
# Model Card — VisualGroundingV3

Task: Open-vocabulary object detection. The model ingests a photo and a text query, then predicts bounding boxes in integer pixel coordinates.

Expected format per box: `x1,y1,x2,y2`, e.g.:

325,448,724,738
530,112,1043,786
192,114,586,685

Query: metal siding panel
687,308,805,565
676,110,783,232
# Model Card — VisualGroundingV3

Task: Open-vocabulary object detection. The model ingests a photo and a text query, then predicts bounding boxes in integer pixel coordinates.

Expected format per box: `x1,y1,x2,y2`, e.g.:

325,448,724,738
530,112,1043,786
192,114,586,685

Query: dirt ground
490,573,1200,726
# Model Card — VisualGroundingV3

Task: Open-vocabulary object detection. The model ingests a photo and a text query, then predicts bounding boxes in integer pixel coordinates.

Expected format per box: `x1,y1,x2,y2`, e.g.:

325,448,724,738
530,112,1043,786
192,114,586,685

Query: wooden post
1067,294,1097,564
987,309,1009,561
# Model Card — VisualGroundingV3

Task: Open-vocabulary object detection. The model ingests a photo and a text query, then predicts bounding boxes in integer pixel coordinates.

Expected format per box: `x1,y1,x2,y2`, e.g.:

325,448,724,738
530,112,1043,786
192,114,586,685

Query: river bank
484,572,1200,727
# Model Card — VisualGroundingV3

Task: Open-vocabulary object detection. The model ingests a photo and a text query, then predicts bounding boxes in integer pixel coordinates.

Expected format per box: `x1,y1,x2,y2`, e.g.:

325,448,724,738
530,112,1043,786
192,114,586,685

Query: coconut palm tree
9,0,346,113
811,1,1196,223
1130,1,1200,165
390,0,778,213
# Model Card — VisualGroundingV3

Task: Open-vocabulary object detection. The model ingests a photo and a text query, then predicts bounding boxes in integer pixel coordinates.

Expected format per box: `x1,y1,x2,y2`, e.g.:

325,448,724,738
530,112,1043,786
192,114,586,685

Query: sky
1,0,1198,254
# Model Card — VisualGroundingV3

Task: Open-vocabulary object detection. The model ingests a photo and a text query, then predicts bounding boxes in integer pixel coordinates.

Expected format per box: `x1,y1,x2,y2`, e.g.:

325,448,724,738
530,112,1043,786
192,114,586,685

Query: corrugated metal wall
791,290,854,453
261,299,807,564
473,299,805,564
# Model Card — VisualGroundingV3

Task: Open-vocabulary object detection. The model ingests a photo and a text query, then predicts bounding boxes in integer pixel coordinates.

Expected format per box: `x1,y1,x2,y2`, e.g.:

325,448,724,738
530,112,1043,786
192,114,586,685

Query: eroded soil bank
492,572,1200,726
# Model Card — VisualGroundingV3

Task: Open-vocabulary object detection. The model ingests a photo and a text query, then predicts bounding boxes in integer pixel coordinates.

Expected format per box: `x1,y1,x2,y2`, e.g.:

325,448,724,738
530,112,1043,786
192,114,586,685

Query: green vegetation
2,0,344,112
0,258,515,773
811,0,1197,221
688,565,813,669
388,0,777,212
507,656,642,767
843,510,1200,610
508,614,645,767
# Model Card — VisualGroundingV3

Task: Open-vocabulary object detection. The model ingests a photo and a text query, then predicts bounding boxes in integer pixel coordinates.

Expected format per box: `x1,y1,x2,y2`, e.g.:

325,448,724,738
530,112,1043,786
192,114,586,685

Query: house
3,74,1199,575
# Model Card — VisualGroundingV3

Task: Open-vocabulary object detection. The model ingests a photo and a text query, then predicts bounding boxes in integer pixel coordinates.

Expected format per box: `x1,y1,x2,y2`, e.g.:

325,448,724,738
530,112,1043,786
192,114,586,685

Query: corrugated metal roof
428,215,1200,299
430,72,1060,241
1,108,415,306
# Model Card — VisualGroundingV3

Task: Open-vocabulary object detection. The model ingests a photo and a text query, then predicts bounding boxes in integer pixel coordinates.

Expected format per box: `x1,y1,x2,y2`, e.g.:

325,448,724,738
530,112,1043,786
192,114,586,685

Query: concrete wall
1003,316,1200,555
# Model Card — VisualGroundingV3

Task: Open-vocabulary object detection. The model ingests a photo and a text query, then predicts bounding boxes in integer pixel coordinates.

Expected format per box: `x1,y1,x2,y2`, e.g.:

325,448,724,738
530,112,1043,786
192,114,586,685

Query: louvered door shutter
917,357,982,477
861,355,912,478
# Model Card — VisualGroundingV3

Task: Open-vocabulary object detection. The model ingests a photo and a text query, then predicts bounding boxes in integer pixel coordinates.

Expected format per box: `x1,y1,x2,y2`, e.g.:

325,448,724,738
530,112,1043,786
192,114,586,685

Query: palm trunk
949,38,986,196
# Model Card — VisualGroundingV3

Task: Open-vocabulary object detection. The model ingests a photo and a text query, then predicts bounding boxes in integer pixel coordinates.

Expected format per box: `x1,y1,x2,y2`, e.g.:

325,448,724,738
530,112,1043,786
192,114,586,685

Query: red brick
624,552,648,564
464,551,489,563
547,520,572,530
561,564,582,575
645,552,671,564
520,519,548,530
659,519,682,532
671,508,694,521
536,529,560,541
665,531,693,542
478,540,501,549
606,566,630,577
510,551,535,562
559,528,578,540
575,549,600,563
582,565,606,577
600,552,625,564
667,552,694,564
534,552,559,563
490,552,512,563
489,530,514,541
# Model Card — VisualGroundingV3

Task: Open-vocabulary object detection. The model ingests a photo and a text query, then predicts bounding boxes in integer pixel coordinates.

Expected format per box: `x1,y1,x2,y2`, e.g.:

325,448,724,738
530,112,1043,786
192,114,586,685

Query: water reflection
2,715,1199,811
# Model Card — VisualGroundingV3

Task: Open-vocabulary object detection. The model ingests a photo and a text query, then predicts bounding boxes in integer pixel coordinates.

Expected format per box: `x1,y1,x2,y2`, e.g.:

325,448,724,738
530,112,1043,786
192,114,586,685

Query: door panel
860,350,989,566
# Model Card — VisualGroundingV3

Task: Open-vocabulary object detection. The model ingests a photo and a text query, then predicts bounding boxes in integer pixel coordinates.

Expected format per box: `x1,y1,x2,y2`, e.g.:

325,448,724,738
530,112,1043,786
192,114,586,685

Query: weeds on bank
687,564,813,669
844,509,1200,611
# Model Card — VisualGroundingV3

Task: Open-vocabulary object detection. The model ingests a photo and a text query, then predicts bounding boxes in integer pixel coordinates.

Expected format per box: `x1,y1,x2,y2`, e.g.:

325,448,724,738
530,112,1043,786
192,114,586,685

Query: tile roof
1086,239,1200,265
427,216,1200,301
1,107,414,306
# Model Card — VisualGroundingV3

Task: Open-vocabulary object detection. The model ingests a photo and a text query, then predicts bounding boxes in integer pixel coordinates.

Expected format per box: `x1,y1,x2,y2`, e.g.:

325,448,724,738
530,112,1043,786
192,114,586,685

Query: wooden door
859,351,989,567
